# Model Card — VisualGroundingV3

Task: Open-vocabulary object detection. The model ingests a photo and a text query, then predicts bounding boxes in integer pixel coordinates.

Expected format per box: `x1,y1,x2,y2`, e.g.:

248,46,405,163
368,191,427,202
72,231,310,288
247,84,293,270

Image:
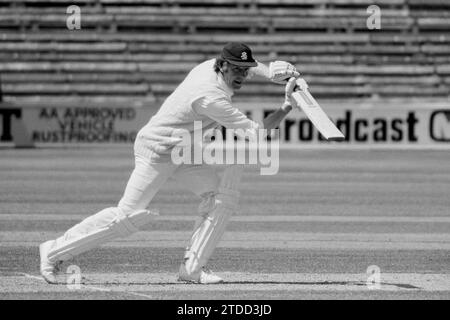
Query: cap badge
241,52,248,60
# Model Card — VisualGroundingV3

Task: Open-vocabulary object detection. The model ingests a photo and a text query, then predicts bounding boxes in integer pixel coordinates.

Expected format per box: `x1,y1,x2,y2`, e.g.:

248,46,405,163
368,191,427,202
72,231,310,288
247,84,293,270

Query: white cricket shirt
136,59,261,159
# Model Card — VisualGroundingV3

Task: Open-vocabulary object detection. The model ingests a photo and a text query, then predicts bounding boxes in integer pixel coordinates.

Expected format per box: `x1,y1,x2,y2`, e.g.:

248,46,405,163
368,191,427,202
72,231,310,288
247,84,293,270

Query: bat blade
292,84,345,141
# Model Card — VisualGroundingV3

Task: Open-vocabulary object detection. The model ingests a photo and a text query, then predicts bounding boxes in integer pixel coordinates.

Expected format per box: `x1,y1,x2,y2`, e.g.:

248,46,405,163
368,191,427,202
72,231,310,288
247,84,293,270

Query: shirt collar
217,72,234,97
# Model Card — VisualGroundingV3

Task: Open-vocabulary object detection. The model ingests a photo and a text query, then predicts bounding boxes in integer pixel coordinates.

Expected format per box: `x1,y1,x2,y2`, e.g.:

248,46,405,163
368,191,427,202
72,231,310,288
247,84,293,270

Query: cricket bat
292,78,345,141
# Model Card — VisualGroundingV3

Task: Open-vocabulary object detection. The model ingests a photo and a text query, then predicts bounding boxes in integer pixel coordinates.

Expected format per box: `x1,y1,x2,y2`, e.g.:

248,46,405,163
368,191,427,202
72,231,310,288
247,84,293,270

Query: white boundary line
19,272,154,299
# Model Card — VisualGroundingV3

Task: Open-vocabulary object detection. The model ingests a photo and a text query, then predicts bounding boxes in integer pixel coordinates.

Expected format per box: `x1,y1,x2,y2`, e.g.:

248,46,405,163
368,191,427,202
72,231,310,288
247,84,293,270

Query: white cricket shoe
39,240,60,284
178,264,223,284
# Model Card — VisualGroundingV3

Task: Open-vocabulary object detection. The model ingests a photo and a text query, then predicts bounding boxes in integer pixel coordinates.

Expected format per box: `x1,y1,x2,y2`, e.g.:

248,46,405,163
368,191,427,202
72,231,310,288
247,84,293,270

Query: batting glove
269,61,300,84
281,77,298,112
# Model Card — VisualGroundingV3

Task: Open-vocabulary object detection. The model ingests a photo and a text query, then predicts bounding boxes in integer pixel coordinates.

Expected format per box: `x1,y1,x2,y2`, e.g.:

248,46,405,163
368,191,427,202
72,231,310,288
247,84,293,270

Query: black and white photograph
0,0,449,303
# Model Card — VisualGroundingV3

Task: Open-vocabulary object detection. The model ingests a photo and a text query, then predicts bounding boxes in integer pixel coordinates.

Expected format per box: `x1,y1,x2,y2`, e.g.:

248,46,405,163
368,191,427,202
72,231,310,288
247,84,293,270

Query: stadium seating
0,0,449,104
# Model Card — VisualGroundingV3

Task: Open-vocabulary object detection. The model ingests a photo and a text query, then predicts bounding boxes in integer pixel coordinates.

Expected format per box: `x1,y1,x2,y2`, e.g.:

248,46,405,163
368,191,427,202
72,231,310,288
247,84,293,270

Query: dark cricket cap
221,42,257,67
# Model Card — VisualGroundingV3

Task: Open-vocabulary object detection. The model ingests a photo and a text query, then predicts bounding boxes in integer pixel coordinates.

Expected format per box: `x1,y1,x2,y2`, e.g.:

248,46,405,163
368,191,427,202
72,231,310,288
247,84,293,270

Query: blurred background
0,0,449,146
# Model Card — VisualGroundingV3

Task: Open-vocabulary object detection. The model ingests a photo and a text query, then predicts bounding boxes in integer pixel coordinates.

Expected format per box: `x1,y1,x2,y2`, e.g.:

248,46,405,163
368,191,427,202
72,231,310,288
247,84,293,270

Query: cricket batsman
39,42,300,284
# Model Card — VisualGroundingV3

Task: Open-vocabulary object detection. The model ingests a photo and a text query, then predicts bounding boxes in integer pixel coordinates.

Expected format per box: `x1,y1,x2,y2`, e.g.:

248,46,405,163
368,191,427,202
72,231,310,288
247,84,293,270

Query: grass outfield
0,146,449,299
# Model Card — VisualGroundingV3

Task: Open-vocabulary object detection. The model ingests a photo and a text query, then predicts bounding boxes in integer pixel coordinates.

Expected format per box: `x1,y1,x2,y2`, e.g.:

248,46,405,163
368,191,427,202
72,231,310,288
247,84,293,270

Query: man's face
222,62,250,90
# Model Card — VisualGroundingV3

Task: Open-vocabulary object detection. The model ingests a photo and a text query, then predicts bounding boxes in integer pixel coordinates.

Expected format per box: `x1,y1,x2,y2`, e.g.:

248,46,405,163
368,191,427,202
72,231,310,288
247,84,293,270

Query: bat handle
294,78,309,92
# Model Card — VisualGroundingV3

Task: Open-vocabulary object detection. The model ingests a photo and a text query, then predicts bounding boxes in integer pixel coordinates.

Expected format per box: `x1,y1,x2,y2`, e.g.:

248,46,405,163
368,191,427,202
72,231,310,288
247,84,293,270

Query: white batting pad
184,165,243,274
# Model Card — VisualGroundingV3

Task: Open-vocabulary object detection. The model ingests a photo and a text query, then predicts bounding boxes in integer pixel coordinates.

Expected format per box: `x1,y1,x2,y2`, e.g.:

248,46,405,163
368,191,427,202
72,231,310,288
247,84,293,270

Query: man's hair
214,57,226,74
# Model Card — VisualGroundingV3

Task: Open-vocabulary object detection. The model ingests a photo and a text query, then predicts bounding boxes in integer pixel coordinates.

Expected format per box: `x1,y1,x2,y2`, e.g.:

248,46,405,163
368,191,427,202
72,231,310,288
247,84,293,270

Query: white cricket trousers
119,142,220,214
48,139,220,262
